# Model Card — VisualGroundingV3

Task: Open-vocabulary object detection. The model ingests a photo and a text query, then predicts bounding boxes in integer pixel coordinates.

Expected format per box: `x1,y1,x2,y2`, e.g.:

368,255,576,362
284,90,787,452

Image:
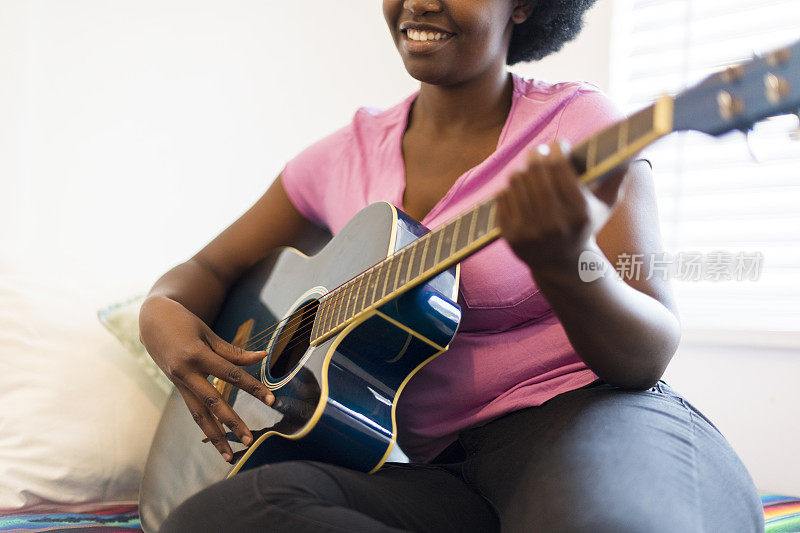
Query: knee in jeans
255,460,345,508
161,461,341,532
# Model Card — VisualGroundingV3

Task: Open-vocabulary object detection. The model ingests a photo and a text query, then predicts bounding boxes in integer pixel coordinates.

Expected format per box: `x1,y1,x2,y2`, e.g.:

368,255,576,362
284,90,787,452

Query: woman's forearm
530,241,681,390
143,257,230,326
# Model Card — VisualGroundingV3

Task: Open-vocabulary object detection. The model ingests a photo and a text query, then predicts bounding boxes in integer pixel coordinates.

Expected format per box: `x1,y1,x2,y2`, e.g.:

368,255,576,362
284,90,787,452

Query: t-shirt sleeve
553,86,625,147
280,123,353,229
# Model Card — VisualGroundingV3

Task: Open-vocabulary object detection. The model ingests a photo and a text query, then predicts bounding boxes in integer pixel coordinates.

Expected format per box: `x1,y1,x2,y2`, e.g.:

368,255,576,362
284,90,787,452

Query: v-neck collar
391,74,522,226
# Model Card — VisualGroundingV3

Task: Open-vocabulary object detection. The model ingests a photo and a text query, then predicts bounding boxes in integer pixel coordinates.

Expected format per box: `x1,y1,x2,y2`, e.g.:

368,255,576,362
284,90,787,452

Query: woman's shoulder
510,73,624,144
511,73,612,103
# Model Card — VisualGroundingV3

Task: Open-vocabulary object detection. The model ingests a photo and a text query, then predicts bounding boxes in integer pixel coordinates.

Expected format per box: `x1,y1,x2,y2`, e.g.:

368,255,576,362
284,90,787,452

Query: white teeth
406,29,448,42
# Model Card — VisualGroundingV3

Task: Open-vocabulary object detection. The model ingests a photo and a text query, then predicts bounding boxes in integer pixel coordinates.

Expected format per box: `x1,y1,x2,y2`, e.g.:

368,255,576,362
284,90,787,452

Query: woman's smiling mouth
399,23,455,54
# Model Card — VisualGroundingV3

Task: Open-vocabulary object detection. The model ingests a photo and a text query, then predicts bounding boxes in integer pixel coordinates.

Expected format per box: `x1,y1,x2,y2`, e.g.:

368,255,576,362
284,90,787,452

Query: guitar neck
310,96,676,346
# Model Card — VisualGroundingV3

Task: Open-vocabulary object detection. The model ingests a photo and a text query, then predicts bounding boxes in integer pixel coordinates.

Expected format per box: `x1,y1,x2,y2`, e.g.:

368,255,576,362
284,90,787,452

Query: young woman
139,0,764,530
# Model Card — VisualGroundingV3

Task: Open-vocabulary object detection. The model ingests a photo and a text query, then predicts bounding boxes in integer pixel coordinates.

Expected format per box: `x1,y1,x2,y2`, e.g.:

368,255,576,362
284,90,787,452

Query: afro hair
508,0,598,65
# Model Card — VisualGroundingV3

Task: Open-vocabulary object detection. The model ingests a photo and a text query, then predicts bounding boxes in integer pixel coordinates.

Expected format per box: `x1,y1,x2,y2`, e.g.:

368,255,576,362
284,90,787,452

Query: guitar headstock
673,39,800,136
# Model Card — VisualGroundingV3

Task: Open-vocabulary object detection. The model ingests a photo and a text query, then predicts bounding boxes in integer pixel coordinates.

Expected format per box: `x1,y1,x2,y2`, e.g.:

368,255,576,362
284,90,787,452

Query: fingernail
242,435,252,446
537,144,551,156
265,394,275,406
222,452,232,462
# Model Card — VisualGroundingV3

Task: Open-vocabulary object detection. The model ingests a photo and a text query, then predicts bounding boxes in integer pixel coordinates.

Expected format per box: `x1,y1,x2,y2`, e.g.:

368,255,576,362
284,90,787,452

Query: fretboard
310,96,675,345
311,199,501,344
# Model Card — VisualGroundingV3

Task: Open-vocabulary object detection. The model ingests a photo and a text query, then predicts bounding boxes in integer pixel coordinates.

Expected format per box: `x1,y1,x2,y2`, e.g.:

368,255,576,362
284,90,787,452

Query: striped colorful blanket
0,495,797,532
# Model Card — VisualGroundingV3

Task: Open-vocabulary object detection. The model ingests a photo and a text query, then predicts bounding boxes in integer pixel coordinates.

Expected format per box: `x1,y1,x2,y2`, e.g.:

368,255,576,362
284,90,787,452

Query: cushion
0,259,170,513
97,296,172,395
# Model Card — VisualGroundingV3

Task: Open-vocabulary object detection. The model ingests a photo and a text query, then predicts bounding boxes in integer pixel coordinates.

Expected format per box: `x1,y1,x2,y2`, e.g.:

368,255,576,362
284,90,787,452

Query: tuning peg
765,73,791,104
717,91,744,121
766,47,791,67
721,64,746,83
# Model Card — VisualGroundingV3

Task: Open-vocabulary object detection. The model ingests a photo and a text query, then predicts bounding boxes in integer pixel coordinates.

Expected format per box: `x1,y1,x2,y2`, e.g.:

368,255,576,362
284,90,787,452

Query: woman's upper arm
192,174,319,286
596,160,679,317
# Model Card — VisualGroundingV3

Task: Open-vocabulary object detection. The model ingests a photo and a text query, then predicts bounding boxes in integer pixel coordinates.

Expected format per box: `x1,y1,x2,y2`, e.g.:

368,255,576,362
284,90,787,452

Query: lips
399,23,455,55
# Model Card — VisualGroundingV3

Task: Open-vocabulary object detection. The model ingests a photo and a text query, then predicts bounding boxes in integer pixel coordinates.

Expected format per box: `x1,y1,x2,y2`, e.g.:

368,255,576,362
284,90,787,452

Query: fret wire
393,249,407,289
473,203,490,239
451,217,461,255
595,124,620,166
353,276,366,318
368,264,380,306
437,222,456,265
618,120,628,151
319,298,331,336
385,254,402,294
419,235,431,274
587,137,598,170
405,246,416,282
423,231,440,272
454,211,471,252
628,105,655,145
339,282,351,321
432,228,445,269
410,235,427,281
371,261,385,304
380,257,393,299
311,300,321,338
343,280,358,320
487,201,497,230
468,207,478,242
333,284,347,326
360,268,374,311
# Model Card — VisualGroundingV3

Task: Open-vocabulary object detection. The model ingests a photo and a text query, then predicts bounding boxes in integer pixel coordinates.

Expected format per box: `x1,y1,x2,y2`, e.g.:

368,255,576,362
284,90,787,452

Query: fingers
205,329,268,366
549,142,589,216
182,373,255,453
497,140,600,268
202,354,275,407
175,383,236,462
502,141,586,234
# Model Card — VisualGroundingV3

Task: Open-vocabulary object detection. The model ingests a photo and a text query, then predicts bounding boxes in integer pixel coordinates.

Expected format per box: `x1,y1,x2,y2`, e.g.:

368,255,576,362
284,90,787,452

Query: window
610,0,800,343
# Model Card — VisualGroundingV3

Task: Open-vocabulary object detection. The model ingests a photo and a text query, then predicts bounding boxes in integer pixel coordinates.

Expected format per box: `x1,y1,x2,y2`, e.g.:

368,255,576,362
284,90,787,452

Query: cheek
382,0,400,37
457,3,511,58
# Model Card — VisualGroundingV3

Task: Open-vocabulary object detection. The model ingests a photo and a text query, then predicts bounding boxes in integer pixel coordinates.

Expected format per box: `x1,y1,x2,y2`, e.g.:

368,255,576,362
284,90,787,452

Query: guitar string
245,227,461,357
241,225,446,355
237,201,494,356
239,206,487,356
239,228,437,353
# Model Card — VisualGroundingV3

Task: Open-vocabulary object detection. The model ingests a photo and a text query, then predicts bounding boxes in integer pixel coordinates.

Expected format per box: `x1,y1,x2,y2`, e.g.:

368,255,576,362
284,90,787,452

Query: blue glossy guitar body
140,202,461,532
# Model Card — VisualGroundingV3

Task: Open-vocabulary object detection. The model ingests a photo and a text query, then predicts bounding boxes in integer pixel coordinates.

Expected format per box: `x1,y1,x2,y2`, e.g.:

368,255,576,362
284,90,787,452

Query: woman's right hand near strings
138,175,317,463
139,295,274,463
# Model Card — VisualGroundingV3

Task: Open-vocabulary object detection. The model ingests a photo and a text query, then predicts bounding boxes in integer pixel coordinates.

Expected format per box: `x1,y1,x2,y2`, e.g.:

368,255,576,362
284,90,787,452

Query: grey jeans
162,380,764,532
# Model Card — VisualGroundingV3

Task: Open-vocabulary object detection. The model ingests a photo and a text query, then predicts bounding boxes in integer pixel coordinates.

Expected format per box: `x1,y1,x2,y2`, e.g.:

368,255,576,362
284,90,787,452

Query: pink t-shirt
281,74,624,462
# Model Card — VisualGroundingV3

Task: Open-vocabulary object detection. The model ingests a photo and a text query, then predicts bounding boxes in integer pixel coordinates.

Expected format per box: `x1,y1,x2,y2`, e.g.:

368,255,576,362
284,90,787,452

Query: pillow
0,261,170,513
97,296,172,395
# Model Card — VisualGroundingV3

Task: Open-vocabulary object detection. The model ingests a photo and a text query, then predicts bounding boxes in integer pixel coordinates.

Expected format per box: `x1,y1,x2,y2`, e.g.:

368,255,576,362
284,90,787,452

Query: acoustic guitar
140,39,800,532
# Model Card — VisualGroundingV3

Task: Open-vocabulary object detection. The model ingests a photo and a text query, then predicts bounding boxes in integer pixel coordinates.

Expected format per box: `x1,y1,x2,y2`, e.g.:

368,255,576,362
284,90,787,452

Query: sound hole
268,299,319,380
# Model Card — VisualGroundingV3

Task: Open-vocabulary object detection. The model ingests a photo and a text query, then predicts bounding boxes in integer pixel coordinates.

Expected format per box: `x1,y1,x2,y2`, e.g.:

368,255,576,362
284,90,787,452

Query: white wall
3,0,796,496
1,0,614,294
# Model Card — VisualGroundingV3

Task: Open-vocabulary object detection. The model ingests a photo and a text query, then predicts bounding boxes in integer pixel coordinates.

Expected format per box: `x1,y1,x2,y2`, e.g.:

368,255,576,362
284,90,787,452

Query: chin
400,58,460,86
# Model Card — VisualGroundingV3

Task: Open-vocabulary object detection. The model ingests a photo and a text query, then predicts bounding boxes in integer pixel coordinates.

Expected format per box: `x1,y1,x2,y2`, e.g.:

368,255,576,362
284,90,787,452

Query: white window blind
610,0,800,339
